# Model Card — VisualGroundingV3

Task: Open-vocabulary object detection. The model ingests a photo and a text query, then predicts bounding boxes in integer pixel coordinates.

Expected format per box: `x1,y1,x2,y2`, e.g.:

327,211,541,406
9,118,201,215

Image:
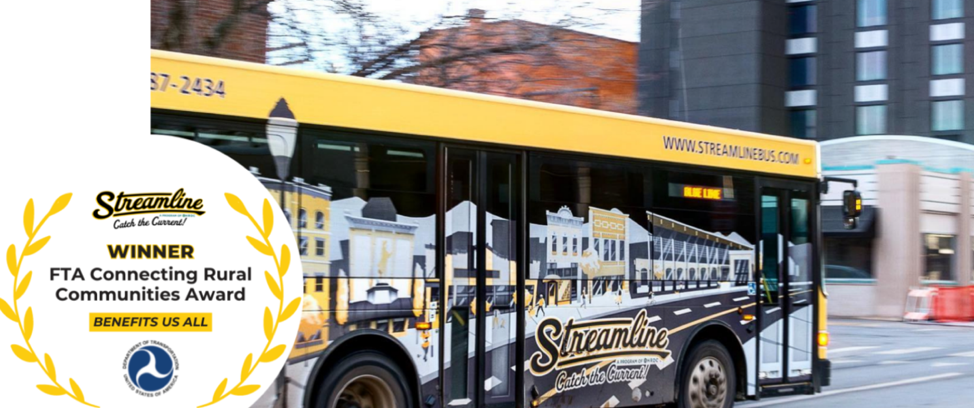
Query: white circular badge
0,135,303,408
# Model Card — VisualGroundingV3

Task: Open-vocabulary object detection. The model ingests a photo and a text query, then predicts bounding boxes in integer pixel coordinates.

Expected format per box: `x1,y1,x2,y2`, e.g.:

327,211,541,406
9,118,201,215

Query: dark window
923,234,955,281
315,211,325,229
825,238,873,279
298,208,307,228
392,319,406,333
789,57,816,87
299,236,308,256
790,110,817,139
302,131,435,218
533,156,646,211
789,5,817,35
315,238,325,256
315,276,324,292
150,114,281,178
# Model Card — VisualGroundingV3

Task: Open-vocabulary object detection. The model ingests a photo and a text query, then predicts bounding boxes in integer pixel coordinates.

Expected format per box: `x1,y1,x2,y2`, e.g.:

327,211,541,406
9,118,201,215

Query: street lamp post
265,97,297,407
267,98,298,214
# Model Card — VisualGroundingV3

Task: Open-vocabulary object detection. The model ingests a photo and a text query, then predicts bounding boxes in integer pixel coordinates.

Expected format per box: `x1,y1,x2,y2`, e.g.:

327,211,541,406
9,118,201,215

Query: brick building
151,0,268,63
412,10,638,114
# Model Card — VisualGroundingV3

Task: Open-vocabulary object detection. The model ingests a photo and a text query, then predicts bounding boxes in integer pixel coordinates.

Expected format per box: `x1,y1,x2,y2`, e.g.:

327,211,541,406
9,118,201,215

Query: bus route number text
151,72,225,98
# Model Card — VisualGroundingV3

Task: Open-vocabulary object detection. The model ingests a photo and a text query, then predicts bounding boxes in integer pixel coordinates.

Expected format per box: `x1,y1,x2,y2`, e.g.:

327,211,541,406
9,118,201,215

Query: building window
299,236,309,256
856,105,887,135
923,234,955,281
315,211,325,229
315,238,325,256
315,276,324,292
825,238,873,279
932,44,964,75
573,236,578,255
790,110,817,139
856,51,887,81
298,208,307,229
858,0,887,27
789,5,817,35
933,0,964,20
551,234,557,254
789,57,816,87
283,209,292,225
932,100,965,131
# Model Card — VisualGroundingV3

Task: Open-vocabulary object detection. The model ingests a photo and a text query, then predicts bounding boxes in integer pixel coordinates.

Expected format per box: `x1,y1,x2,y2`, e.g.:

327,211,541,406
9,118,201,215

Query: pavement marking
829,321,880,328
764,307,781,315
733,296,750,302
878,360,909,365
831,359,863,364
948,351,974,358
704,302,721,308
932,362,970,367
912,328,944,332
674,308,692,316
646,315,661,324
875,347,939,355
738,372,964,408
829,346,879,354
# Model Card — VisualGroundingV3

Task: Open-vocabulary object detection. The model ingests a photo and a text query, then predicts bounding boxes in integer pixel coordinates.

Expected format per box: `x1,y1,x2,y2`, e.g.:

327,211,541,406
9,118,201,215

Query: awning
823,205,876,239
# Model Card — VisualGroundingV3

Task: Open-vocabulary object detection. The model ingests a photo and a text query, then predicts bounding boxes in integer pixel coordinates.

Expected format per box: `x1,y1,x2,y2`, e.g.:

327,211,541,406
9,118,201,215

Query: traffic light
842,190,862,229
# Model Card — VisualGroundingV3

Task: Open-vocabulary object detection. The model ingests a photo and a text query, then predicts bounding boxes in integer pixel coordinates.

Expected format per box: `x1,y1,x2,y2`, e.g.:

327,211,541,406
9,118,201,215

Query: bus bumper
816,358,831,388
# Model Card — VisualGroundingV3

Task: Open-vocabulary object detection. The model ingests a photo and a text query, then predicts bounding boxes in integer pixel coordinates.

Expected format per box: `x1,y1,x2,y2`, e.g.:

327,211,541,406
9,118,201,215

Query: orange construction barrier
930,286,974,323
905,286,974,323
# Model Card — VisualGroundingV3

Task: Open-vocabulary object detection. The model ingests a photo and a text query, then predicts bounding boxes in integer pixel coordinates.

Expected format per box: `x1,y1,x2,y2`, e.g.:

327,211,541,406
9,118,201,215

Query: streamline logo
122,340,179,397
93,189,205,219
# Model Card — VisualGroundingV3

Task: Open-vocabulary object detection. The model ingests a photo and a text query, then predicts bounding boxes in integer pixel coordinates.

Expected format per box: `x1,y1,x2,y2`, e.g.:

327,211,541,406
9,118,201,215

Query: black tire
677,340,736,408
316,351,414,408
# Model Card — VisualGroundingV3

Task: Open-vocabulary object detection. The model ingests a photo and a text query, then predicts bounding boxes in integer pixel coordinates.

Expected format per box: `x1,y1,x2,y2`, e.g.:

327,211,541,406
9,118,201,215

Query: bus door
757,182,814,391
442,146,522,408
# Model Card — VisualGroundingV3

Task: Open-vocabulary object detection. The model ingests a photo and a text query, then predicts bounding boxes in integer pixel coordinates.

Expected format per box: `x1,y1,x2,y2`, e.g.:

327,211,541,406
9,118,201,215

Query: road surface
738,318,974,408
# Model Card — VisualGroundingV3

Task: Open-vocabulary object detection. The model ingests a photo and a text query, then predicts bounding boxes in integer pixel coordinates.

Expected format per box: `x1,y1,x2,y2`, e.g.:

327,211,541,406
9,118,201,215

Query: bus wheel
679,340,735,408
319,351,413,408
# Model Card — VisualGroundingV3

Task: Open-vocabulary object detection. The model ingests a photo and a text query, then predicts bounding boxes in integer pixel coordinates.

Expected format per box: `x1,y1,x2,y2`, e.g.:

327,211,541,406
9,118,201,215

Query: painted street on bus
738,319,974,408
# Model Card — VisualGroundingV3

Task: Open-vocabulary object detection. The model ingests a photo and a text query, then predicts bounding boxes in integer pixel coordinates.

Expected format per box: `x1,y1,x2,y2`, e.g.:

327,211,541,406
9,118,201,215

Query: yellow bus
151,50,836,408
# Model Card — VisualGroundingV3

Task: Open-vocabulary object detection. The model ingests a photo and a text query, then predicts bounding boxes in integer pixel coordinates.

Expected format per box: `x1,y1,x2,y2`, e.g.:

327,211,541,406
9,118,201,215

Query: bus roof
150,50,819,179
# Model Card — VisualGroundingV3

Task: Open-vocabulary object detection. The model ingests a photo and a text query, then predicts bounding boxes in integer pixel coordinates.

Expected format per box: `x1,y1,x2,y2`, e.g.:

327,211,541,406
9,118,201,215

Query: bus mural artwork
152,50,832,408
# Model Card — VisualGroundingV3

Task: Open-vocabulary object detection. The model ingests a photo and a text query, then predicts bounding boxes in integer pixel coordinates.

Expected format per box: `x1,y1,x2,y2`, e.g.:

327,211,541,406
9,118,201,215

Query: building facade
413,10,639,114
821,136,974,318
151,0,268,63
640,0,974,144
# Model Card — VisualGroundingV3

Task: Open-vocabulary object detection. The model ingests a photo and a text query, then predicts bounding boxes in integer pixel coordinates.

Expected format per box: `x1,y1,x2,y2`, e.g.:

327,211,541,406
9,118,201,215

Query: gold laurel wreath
198,193,302,408
1,194,98,407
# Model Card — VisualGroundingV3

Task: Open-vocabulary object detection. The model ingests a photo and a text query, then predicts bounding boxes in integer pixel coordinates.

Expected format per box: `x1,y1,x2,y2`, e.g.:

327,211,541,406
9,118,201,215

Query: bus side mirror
842,190,861,230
